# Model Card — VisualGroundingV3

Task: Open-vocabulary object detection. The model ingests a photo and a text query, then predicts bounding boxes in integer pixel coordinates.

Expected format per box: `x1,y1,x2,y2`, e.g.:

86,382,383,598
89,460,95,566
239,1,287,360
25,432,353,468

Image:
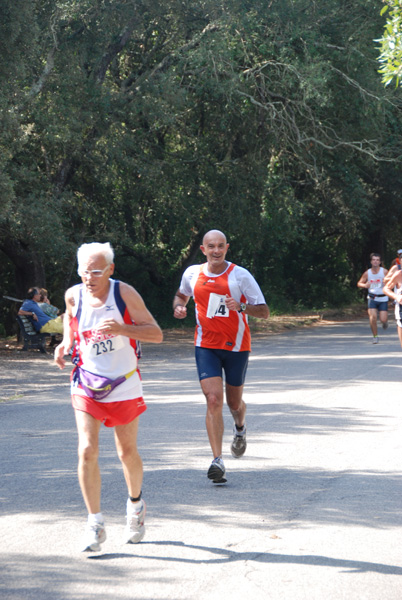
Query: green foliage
1,0,402,333
377,0,402,87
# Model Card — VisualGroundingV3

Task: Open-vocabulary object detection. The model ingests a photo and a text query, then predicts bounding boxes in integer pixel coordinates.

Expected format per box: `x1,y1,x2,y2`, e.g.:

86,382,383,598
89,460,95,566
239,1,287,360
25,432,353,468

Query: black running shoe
207,457,226,482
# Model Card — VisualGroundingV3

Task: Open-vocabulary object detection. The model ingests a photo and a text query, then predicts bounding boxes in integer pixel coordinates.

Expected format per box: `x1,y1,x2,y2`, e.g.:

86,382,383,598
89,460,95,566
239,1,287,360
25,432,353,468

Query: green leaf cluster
377,0,402,87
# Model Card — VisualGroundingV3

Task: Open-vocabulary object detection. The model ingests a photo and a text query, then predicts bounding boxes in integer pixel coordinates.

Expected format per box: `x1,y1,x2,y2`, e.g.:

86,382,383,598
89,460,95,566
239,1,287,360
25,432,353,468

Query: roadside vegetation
1,1,401,334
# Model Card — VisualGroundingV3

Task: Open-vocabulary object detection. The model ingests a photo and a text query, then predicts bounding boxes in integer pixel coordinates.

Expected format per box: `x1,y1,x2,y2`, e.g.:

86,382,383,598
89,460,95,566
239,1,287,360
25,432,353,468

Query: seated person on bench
38,288,60,319
18,287,64,334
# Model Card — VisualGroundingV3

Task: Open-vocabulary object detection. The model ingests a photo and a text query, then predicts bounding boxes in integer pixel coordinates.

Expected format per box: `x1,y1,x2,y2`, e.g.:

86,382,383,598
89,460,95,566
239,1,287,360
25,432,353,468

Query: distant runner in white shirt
357,252,388,344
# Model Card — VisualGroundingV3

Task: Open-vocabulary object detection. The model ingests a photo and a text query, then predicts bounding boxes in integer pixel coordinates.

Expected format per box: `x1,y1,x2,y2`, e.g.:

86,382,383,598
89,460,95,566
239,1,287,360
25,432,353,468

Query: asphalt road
1,318,402,600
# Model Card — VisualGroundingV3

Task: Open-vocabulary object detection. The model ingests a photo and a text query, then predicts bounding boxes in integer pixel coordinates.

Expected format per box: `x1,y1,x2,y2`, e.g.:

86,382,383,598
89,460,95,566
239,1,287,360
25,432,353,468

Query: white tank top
367,267,387,302
70,279,142,403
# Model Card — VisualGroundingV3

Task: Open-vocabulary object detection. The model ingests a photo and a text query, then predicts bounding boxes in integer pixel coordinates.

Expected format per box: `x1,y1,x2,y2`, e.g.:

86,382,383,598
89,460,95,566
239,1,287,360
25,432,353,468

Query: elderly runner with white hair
55,242,163,552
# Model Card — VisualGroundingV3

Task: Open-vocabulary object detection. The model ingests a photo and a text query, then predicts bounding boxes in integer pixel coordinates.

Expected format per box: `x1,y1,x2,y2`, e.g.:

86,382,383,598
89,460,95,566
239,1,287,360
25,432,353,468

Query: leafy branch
376,0,402,87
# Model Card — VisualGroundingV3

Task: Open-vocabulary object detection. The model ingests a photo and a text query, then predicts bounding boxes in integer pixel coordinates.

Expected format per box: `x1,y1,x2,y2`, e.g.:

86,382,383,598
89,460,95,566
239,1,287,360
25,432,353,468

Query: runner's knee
205,391,223,413
228,398,245,414
78,442,99,464
116,443,139,465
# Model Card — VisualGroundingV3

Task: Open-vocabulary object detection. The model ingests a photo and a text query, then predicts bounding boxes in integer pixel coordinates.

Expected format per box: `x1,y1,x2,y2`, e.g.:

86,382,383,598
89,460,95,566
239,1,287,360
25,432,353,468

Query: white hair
77,242,114,268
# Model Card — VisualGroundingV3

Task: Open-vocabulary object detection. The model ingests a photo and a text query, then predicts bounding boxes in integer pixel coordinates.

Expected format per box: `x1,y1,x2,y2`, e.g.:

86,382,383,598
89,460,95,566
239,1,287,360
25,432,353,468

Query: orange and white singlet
179,262,266,351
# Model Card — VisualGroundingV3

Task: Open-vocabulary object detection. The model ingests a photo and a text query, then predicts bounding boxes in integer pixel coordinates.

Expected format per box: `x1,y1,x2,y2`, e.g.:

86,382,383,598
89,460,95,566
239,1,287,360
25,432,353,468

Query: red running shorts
72,394,147,427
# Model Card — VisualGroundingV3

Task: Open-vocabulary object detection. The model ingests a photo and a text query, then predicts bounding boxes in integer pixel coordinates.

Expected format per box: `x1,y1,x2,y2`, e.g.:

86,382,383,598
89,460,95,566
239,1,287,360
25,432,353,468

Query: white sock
88,512,104,525
128,498,142,513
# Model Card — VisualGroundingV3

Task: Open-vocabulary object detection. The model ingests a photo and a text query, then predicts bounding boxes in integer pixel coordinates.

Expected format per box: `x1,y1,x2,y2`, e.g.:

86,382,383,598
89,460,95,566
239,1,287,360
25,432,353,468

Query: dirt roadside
0,304,367,360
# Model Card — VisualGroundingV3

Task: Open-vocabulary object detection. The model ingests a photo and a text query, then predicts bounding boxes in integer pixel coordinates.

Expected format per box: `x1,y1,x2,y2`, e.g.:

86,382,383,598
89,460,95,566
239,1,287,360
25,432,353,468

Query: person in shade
173,230,269,483
54,242,163,552
18,287,64,334
38,288,60,319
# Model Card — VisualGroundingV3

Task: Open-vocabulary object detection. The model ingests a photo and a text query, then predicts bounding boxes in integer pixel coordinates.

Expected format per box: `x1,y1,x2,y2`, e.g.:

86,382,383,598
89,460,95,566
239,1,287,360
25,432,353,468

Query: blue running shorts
195,347,249,386
367,298,388,311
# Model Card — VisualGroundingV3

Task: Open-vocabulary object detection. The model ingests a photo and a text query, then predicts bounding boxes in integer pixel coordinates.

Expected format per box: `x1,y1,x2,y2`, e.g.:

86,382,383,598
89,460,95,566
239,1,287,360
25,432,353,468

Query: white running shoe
81,522,106,552
231,424,247,458
372,336,379,344
125,498,146,544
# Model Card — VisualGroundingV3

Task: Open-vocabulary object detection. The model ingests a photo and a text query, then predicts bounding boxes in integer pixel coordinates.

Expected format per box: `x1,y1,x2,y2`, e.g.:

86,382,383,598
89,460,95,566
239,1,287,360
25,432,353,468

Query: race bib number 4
206,293,229,318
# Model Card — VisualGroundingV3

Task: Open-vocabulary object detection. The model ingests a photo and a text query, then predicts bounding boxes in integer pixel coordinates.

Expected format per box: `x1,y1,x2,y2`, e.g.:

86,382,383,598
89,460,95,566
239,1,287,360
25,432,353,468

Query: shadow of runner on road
88,540,402,575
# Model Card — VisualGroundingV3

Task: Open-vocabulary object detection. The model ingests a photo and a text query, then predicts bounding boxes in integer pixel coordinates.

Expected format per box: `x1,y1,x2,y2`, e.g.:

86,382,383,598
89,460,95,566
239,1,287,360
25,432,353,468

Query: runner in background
357,252,388,344
383,249,402,286
383,266,402,348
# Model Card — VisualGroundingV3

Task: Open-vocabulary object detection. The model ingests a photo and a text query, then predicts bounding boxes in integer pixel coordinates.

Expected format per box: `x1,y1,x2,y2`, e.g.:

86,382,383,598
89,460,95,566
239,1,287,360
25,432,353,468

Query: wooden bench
16,315,52,354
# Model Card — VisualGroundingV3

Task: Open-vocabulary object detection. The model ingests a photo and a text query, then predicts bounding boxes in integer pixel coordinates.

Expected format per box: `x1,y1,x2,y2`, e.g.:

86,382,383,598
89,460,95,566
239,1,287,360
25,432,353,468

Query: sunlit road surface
1,318,401,600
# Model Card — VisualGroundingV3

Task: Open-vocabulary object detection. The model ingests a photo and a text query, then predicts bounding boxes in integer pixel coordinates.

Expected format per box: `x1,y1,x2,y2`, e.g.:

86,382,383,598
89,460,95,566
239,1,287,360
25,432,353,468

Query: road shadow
91,539,402,575
1,541,400,600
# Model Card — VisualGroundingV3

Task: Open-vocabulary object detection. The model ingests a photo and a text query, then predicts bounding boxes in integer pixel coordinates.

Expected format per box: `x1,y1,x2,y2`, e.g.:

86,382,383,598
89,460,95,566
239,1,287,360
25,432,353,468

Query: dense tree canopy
1,0,402,333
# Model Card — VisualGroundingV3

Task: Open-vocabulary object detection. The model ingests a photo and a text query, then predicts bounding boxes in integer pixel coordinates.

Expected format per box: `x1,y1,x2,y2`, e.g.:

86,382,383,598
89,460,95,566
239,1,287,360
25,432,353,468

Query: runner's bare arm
384,265,398,285
224,296,270,319
96,282,163,343
357,270,369,289
383,271,402,303
173,290,190,319
54,288,75,369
